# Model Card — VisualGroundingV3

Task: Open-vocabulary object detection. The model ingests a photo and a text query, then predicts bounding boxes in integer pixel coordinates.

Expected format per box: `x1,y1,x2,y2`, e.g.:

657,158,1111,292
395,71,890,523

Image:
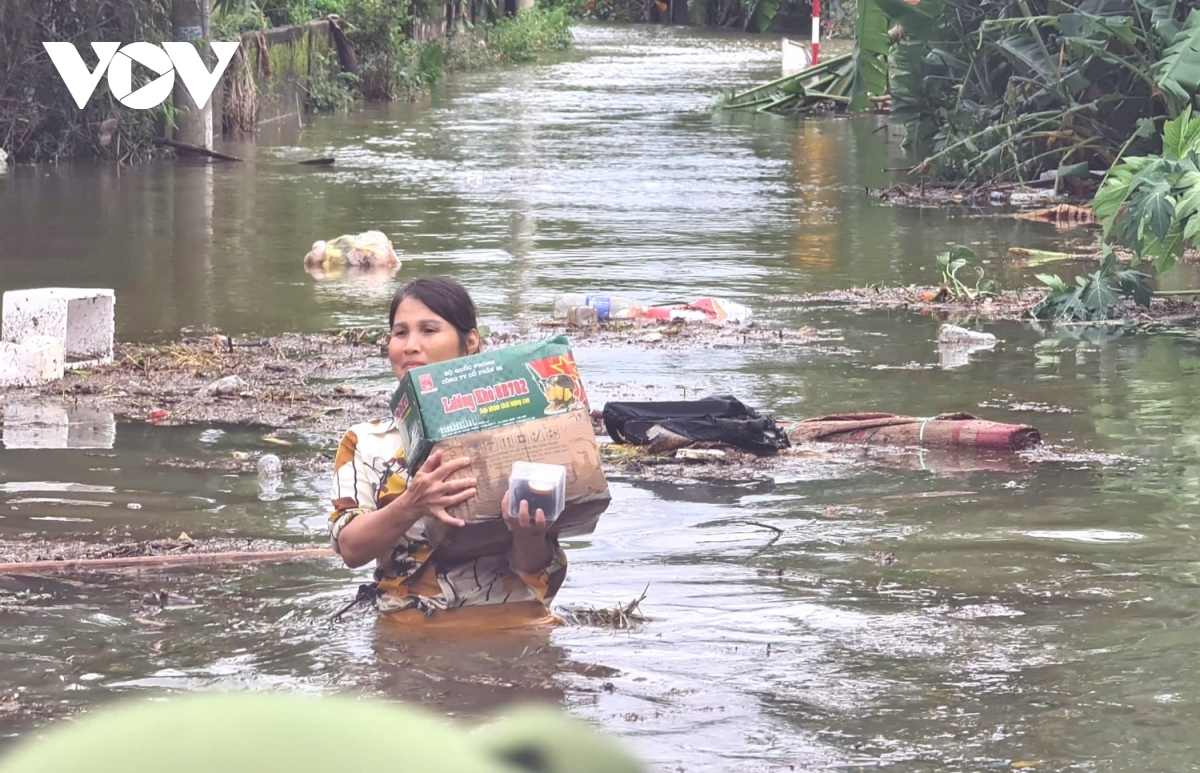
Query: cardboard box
421,408,611,561
390,335,588,477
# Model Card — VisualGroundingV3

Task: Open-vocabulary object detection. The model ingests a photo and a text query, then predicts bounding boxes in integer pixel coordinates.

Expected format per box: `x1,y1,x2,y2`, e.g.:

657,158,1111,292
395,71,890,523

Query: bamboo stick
0,548,335,576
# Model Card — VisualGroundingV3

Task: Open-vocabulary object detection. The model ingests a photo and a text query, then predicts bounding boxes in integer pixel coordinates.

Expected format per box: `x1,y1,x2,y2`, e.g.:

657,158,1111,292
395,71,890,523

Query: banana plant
871,0,1200,183
849,0,890,110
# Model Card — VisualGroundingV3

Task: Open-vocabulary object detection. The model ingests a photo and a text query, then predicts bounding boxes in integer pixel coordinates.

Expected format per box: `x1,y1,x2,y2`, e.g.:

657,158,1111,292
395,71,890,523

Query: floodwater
3,21,1200,773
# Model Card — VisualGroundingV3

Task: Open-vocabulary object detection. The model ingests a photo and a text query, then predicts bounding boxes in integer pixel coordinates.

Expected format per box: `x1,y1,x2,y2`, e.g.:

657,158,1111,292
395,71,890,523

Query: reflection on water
2,21,1200,773
2,405,116,450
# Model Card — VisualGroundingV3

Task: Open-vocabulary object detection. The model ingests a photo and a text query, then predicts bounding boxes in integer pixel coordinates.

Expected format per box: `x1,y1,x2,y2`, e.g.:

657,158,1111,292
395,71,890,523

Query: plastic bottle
257,454,282,480
552,294,643,320
257,454,282,503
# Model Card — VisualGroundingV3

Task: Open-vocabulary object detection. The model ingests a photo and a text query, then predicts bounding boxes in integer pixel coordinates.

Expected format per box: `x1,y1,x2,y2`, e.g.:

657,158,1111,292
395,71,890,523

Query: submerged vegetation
1030,245,1154,321
935,246,1001,302
877,0,1200,186
721,0,1200,187
0,0,173,163
0,0,575,161
1093,105,1200,274
718,0,1200,322
715,0,892,112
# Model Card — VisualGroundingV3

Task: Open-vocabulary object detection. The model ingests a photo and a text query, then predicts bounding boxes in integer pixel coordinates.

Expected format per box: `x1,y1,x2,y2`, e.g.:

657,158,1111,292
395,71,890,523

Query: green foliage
1031,245,1153,322
390,39,447,96
935,245,1000,301
338,0,416,100
488,7,574,64
583,0,644,23
745,0,784,33
824,0,859,39
0,0,172,162
211,0,270,38
848,0,889,111
1154,10,1200,118
536,0,588,18
685,0,818,31
874,0,1200,183
307,51,362,112
1092,106,1200,274
5,0,576,159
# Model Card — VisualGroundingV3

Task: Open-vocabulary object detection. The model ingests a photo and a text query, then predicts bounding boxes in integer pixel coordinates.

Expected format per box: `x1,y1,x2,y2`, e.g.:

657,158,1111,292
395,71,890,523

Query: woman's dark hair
388,277,479,354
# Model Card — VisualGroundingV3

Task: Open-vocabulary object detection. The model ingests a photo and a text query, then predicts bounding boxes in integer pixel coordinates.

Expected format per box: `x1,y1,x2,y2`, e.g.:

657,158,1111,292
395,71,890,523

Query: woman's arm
501,494,559,575
333,499,425,569
511,530,554,575
329,443,477,569
500,495,569,603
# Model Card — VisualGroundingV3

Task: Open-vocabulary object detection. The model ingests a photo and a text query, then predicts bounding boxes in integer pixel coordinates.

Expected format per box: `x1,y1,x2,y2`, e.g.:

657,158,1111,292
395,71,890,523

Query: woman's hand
501,491,548,540
334,451,474,569
390,450,476,528
502,491,553,575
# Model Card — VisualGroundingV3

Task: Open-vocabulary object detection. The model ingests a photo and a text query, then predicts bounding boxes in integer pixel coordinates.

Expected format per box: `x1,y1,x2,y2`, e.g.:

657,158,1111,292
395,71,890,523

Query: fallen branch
152,137,243,162
0,548,334,576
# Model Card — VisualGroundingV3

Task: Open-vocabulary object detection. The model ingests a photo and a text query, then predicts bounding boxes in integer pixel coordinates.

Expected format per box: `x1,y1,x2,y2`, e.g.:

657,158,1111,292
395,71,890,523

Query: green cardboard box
389,336,590,476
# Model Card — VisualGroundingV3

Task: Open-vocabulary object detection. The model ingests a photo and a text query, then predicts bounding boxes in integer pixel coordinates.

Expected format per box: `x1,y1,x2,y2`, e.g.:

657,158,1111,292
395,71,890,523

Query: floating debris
558,586,649,630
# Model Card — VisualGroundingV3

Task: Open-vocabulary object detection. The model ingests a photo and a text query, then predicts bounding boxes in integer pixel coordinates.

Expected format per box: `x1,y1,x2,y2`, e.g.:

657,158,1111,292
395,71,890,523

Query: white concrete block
0,336,65,387
2,288,115,367
1,404,116,449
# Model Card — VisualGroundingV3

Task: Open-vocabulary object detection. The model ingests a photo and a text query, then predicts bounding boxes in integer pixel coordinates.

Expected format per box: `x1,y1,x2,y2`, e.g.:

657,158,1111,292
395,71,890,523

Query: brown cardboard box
422,408,611,561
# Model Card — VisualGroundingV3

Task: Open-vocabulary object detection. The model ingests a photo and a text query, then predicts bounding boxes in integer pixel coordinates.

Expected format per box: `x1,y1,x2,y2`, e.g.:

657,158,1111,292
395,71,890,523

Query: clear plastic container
508,461,567,523
552,294,644,320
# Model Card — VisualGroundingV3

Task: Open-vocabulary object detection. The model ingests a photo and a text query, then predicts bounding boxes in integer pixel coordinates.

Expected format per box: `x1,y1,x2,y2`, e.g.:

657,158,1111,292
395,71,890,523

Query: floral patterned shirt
327,418,569,616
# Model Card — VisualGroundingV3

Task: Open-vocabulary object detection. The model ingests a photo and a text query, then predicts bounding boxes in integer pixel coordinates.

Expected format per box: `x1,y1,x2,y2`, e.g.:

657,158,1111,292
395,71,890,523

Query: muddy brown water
4,22,1200,772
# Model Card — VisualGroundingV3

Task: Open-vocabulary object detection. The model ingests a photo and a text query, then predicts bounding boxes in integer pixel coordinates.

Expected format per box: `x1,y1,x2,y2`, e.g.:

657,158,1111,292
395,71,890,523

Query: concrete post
172,0,212,149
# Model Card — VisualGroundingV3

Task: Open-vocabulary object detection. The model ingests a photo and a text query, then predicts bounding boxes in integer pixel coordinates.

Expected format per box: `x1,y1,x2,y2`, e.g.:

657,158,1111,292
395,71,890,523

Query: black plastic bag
602,395,791,455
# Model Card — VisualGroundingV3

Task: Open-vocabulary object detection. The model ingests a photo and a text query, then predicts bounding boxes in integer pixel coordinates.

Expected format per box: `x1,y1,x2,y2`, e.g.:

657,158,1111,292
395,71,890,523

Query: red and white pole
811,0,820,65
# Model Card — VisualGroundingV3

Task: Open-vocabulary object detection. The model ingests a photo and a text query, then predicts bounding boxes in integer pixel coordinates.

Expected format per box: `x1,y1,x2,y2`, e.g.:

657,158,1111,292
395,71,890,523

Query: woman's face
388,297,480,380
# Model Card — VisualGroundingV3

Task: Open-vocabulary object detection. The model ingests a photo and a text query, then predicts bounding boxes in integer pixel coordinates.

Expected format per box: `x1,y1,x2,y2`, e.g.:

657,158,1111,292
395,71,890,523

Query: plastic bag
304,230,400,268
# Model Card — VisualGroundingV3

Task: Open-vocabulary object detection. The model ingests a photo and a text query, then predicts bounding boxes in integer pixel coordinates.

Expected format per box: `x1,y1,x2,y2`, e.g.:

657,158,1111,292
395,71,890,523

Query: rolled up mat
782,412,1041,452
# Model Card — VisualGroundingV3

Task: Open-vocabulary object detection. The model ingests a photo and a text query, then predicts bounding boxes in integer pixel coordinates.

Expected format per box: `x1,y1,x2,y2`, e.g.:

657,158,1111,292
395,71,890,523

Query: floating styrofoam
2,288,115,368
0,335,65,387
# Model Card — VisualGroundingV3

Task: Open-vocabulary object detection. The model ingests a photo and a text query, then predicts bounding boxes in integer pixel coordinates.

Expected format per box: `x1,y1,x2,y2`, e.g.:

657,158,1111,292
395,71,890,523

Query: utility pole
172,0,212,148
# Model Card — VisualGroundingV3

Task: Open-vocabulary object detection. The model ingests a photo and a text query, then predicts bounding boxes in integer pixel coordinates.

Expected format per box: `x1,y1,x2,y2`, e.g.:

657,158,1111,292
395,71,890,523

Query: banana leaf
849,0,891,111
1153,9,1200,117
745,0,782,33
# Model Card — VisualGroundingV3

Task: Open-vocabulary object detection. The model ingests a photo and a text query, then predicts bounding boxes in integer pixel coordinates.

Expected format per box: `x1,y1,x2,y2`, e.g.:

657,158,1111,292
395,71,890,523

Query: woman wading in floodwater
327,277,566,629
